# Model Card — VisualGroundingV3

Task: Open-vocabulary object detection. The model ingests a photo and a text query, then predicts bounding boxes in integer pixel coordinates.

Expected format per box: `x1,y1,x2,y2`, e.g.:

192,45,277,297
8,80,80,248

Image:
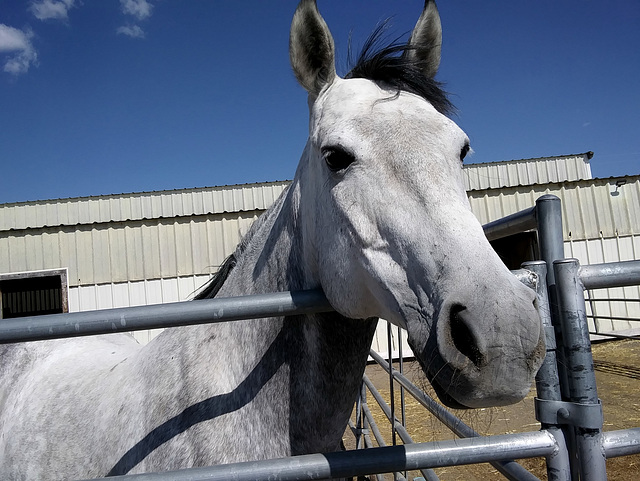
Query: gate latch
535,397,603,430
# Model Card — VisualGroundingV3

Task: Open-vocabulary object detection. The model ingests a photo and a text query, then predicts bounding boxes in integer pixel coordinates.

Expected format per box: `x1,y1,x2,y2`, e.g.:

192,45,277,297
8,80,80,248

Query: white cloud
120,0,153,21
0,24,38,75
116,24,145,39
29,0,77,21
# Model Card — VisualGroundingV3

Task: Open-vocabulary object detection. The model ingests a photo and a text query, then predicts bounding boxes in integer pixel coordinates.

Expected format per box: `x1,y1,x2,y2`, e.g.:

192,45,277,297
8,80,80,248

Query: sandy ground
343,339,640,481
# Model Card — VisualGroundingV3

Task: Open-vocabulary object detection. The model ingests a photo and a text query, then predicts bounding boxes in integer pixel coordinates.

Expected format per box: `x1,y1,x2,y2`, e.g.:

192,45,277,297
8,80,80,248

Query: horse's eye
460,142,470,162
322,147,355,172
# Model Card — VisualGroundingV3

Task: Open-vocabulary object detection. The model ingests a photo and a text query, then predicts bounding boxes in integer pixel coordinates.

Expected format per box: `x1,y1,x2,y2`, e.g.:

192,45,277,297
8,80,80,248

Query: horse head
289,0,545,409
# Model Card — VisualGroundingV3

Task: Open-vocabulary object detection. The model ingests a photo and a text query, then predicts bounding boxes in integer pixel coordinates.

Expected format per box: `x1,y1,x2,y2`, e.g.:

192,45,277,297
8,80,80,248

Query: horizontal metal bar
580,260,640,289
1,267,531,345
82,431,558,481
588,331,640,340
586,314,640,323
587,298,640,303
0,289,333,344
483,205,537,241
603,428,640,458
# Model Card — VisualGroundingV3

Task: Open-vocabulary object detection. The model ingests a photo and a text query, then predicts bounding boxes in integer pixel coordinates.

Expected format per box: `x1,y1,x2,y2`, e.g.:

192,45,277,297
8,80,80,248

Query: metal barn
1,152,638,348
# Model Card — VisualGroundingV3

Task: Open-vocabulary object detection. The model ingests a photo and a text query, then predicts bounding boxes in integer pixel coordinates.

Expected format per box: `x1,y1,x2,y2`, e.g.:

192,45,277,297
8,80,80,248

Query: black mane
346,24,454,116
194,253,237,300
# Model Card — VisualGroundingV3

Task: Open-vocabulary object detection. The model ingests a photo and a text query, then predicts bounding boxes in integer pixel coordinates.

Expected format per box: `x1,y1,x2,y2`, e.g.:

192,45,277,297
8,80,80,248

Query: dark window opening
0,270,68,319
490,231,539,271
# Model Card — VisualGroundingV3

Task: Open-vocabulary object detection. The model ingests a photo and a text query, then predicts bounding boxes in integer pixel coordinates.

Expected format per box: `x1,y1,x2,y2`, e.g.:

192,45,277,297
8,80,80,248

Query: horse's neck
284,313,377,454
219,183,305,296
209,182,377,452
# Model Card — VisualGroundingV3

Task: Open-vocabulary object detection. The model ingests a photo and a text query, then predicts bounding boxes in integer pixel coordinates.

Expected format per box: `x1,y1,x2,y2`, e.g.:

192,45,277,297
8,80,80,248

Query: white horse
0,1,544,479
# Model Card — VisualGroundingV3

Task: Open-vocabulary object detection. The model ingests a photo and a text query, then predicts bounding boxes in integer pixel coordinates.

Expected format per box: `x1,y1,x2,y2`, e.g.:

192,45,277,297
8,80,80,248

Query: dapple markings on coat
0,1,544,479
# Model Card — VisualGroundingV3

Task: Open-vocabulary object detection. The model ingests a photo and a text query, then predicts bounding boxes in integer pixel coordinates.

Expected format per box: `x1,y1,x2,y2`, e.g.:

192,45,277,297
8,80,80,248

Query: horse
0,1,545,479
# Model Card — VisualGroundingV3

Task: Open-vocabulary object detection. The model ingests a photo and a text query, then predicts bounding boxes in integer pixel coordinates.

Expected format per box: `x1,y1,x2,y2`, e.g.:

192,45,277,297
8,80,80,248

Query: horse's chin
408,341,470,409
428,379,471,410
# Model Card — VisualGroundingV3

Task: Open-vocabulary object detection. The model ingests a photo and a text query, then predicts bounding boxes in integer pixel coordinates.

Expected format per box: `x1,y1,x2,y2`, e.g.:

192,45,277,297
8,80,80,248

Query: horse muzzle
412,284,545,409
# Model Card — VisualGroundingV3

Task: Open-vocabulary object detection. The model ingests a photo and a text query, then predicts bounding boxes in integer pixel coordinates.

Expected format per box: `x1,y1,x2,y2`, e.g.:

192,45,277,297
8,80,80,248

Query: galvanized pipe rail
79,431,560,481
580,260,640,289
0,289,332,344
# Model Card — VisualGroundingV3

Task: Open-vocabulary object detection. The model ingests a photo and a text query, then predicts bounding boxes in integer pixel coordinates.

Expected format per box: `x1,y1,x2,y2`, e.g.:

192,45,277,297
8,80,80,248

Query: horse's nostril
449,304,485,367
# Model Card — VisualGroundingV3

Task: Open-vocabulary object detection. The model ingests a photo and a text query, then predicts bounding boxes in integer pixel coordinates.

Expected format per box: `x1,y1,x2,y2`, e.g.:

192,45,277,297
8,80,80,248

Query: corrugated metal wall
0,181,289,232
566,234,640,335
0,213,260,287
469,177,640,240
0,154,590,232
463,152,592,191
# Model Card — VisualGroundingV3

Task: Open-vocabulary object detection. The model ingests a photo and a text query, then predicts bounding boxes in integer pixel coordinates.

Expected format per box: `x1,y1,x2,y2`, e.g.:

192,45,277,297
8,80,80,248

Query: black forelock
345,23,454,116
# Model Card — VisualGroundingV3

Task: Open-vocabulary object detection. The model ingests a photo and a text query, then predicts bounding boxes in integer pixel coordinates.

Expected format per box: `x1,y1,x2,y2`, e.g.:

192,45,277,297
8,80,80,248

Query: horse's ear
289,0,336,96
404,0,442,79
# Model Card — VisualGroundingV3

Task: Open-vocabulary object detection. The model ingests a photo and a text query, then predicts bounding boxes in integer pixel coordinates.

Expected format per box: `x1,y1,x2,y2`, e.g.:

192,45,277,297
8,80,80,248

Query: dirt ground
343,339,640,481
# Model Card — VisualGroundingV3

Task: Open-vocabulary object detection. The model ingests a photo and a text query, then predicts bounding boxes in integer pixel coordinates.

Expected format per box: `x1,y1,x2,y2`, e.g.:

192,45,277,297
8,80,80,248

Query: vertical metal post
387,322,397,448
535,194,564,290
398,325,407,481
535,194,581,479
554,259,607,481
356,382,364,450
535,195,568,399
585,291,600,335
398,326,406,428
525,261,571,481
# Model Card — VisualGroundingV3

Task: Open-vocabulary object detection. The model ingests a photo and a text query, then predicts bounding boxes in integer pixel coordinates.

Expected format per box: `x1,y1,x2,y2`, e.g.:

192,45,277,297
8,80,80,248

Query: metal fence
1,194,640,480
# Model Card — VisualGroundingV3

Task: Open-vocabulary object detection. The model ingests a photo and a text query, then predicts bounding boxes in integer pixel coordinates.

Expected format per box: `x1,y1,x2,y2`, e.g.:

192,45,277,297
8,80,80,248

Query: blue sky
1,0,639,205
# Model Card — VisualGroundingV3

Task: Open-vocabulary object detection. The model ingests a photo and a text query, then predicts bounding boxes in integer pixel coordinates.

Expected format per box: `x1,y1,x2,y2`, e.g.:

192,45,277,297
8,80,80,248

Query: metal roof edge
0,180,293,209
463,152,593,170
466,174,640,194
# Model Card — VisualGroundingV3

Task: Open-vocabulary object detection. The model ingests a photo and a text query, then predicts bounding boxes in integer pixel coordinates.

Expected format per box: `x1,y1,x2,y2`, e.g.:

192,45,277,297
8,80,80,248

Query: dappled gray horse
0,1,544,479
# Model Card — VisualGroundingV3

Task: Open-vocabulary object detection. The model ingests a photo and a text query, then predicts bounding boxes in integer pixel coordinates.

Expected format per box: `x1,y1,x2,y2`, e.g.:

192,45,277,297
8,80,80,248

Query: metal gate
1,195,639,480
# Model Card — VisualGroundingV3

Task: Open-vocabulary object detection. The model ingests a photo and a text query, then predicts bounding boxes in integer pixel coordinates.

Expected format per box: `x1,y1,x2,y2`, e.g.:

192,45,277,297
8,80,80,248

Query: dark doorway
0,270,68,319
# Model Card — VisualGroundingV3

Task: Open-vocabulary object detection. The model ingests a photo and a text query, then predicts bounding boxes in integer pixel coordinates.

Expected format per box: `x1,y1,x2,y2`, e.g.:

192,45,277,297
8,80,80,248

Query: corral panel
566,235,640,335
